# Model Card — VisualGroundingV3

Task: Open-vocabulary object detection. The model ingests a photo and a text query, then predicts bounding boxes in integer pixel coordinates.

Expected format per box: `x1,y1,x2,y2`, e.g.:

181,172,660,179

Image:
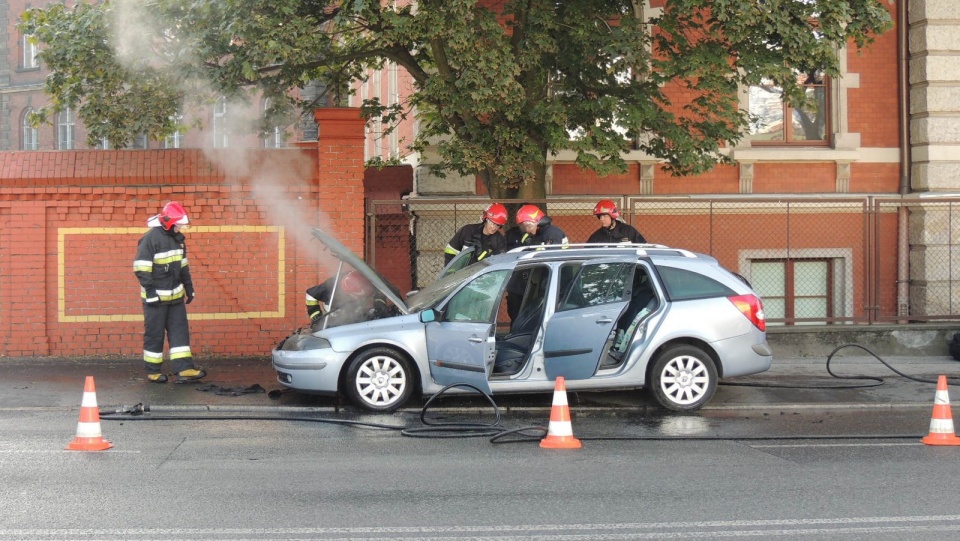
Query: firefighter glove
145,289,160,307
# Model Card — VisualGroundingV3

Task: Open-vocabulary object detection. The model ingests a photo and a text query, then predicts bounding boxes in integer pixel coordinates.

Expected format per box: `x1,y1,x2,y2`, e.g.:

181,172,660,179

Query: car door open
543,258,636,380
424,270,510,395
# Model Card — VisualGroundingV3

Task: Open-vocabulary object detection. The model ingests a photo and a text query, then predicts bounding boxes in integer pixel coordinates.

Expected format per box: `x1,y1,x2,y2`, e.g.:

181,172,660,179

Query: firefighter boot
176,368,207,382
147,373,169,384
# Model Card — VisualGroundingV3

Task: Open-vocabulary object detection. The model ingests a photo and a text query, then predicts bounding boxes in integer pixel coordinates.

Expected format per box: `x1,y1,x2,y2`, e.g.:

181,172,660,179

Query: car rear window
658,265,736,301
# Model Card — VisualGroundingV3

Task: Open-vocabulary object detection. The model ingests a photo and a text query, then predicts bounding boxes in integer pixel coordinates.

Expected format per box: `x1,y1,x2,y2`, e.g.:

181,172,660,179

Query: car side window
658,265,736,301
442,270,509,323
558,262,633,311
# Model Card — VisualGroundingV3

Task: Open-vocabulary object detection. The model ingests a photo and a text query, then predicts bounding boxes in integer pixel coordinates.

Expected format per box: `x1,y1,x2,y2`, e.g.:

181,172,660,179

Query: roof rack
508,243,698,258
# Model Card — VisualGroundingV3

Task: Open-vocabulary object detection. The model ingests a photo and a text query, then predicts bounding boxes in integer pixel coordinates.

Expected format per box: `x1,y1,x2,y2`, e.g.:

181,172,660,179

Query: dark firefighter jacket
586,221,647,244
443,222,507,265
134,227,193,304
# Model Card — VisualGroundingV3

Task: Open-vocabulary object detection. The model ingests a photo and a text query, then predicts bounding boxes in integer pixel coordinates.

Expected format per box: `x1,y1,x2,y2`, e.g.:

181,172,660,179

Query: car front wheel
650,345,717,411
345,347,415,412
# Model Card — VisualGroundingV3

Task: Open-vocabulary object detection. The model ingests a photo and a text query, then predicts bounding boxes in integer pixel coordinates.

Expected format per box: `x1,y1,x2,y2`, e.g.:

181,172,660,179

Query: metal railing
366,195,960,325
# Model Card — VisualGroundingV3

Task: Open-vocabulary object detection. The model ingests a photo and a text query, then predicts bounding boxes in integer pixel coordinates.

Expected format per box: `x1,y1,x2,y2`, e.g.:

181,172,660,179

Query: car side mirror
420,309,437,323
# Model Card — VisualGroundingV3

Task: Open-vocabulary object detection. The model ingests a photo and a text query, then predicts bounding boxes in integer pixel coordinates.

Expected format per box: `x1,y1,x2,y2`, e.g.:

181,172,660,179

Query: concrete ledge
766,323,960,358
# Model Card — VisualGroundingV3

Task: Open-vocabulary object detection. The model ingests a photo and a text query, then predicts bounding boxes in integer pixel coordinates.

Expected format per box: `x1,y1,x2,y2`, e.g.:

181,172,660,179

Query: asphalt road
3,353,960,540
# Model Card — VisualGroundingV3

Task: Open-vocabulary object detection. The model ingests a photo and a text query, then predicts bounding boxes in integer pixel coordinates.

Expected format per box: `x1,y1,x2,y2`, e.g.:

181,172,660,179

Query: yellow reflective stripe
133,259,153,272
144,351,163,364
140,284,185,301
169,346,192,360
444,245,460,256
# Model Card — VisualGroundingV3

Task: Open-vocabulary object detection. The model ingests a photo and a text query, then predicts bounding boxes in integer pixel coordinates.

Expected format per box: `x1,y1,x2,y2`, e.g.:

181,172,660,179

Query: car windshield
406,260,492,312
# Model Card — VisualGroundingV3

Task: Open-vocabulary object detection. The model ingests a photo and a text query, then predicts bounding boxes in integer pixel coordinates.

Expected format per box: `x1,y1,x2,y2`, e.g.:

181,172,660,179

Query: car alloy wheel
345,347,415,412
650,345,717,411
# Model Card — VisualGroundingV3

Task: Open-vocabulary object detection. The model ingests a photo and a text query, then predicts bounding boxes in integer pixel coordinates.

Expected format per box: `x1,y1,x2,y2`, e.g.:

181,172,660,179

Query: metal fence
366,195,960,326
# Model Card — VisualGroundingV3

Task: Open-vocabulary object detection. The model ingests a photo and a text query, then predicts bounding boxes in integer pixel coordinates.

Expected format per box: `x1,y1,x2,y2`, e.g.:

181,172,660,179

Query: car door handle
595,317,613,324
468,336,484,343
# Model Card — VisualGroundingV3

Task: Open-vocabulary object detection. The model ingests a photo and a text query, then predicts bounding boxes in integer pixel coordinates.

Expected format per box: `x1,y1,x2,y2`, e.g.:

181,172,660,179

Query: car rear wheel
650,345,717,411
345,347,415,412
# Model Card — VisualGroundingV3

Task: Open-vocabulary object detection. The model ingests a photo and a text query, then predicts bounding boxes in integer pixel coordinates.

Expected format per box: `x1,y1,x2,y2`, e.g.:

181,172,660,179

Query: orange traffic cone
540,377,582,449
66,376,113,451
921,375,960,446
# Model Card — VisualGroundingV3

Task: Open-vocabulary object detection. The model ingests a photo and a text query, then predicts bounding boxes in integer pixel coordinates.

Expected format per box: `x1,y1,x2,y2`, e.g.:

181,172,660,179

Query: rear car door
543,258,635,380
425,269,510,393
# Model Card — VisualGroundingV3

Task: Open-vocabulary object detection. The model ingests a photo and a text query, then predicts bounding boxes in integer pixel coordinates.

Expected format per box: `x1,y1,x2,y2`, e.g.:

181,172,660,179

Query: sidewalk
0,353,958,412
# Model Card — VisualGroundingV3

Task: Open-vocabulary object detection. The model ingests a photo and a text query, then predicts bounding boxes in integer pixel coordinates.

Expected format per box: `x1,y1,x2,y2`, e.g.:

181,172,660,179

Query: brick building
1,1,959,358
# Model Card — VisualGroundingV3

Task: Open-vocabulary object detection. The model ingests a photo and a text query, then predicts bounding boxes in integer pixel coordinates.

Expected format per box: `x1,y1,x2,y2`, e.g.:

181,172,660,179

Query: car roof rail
508,243,699,258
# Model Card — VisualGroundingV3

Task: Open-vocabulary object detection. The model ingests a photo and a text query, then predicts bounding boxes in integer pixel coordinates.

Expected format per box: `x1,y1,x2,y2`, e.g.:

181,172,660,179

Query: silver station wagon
272,228,772,412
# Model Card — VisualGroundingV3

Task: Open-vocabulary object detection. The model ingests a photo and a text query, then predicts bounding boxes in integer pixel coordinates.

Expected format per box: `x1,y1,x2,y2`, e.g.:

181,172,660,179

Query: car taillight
728,294,765,331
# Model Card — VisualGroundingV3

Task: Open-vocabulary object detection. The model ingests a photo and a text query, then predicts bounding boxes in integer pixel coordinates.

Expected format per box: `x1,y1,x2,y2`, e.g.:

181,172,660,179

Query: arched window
57,108,75,150
213,96,228,148
21,109,39,150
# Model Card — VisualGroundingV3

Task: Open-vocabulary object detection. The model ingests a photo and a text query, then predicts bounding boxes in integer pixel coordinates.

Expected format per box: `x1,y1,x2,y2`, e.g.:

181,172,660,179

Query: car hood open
310,227,409,315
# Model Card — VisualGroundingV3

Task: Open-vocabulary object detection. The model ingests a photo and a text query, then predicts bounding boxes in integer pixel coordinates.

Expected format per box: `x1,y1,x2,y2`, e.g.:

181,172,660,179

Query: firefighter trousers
142,301,194,374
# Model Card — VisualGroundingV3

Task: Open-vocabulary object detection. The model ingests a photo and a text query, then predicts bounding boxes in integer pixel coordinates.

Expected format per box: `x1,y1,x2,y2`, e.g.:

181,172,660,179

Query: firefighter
514,204,568,246
586,199,646,244
133,201,205,383
443,203,508,265
504,204,568,321
305,271,374,321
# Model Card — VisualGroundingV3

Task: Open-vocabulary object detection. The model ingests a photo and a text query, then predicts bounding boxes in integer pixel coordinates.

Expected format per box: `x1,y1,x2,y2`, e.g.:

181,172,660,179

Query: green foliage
19,0,891,192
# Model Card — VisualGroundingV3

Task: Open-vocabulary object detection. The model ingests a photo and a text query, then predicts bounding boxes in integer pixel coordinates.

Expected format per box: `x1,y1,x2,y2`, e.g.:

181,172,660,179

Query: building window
262,98,282,148
748,69,828,145
97,137,111,150
213,96,228,148
22,34,39,69
131,133,149,149
164,113,183,149
21,109,39,150
751,259,832,325
58,108,75,150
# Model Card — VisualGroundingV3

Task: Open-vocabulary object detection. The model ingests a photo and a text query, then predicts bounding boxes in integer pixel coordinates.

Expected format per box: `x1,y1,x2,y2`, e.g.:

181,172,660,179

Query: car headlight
280,334,332,352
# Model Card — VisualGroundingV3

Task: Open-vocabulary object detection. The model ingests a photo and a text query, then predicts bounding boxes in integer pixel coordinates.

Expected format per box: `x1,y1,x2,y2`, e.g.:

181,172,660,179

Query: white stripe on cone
547,420,574,437
81,392,98,408
75,422,104,438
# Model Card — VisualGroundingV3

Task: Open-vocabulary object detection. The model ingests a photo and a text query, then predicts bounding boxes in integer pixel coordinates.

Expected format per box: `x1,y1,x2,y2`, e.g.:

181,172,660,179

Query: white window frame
262,99,282,148
22,109,39,150
213,96,228,148
164,112,183,149
22,34,39,69
58,108,75,150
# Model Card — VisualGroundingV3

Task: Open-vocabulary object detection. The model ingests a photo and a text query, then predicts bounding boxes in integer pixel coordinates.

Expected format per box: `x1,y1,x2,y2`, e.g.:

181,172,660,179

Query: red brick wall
0,108,409,358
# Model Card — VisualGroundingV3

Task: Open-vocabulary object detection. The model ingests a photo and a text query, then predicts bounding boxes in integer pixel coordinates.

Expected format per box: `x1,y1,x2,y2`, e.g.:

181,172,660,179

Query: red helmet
482,203,508,226
593,199,619,220
159,201,189,230
516,204,544,225
341,271,373,296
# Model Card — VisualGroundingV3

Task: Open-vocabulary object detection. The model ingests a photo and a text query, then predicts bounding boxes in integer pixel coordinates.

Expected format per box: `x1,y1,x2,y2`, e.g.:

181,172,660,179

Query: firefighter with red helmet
503,204,569,321
512,204,568,246
306,271,374,321
587,199,646,244
133,201,205,383
443,202,508,265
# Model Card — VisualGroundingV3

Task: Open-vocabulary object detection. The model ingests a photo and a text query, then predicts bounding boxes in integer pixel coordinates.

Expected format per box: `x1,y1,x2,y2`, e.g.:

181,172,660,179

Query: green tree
20,0,891,200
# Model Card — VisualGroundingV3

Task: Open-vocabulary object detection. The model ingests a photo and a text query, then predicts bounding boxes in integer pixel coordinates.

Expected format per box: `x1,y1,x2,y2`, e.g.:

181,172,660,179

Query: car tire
345,347,415,412
649,345,717,411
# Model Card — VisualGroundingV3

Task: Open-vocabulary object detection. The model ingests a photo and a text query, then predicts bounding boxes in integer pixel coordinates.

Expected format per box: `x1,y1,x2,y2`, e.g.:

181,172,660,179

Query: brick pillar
314,108,367,257
1,201,49,355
